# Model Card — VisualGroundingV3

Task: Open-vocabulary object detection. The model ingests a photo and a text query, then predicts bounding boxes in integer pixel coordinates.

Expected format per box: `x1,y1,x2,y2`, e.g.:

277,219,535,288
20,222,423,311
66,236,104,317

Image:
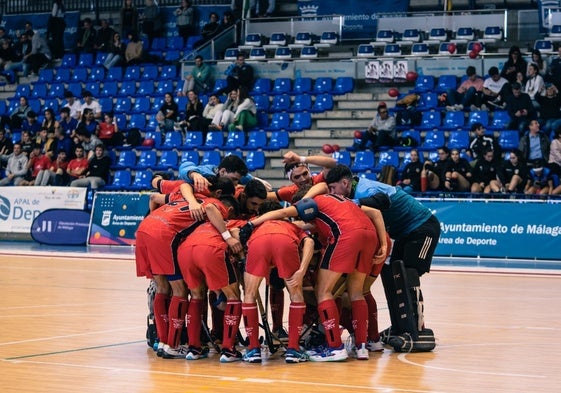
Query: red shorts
135,229,181,278
177,244,237,291
320,228,377,274
245,233,301,279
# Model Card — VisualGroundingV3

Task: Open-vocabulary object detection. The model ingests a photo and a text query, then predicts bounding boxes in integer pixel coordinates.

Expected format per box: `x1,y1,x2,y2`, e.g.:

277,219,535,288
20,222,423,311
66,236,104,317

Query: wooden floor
1,253,561,393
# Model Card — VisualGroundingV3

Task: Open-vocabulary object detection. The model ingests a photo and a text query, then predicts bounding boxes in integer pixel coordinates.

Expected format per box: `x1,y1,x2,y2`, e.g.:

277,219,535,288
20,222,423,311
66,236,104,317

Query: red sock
421,176,428,192
187,298,203,348
167,296,188,348
318,299,342,348
339,305,353,334
288,302,306,350
351,299,368,347
242,302,260,350
222,300,241,350
154,293,170,345
364,292,379,342
270,287,285,331
209,291,224,341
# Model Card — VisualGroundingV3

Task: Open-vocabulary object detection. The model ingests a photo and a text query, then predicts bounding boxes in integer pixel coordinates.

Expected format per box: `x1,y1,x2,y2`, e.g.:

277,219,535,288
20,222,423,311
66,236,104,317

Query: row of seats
246,76,354,96
359,41,487,57
407,110,512,132
372,26,503,47
238,32,339,51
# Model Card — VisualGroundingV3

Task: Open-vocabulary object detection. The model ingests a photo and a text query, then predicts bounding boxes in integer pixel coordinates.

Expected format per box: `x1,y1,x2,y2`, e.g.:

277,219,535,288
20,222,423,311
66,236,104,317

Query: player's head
219,195,240,219
240,179,267,215
324,164,354,197
217,155,248,186
292,184,313,203
258,200,283,215
284,161,312,187
207,175,235,197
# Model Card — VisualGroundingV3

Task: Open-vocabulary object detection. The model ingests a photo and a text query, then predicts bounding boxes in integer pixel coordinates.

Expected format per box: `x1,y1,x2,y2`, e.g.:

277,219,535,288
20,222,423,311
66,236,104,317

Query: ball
468,50,477,59
388,88,399,97
447,43,456,54
322,144,334,154
354,130,363,139
472,42,483,53
406,71,418,82
332,144,340,152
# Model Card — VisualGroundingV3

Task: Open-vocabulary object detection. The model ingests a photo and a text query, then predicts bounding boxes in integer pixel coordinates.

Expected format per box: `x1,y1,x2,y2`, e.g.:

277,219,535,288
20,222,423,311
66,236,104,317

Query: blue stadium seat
99,97,113,113
156,150,179,170
357,44,375,58
181,150,199,165
60,54,76,68
35,69,54,84
291,77,312,95
246,150,266,171
270,94,291,113
411,43,429,56
141,65,159,81
466,110,489,129
288,112,312,131
131,97,151,114
168,36,185,50
271,78,291,95
160,131,183,150
100,81,118,98
289,94,312,112
383,43,401,56
134,150,157,169
417,92,439,111
249,47,266,60
164,50,181,63
112,150,137,169
66,82,82,99
310,94,334,113
128,113,147,130
224,47,239,61
114,97,132,114
312,78,333,94
332,77,354,95
299,46,318,59
440,110,465,130
199,131,224,150
265,130,289,150
351,150,375,172
42,98,59,113
78,53,94,67
447,130,470,150
129,170,153,190
106,67,123,82
223,131,246,150
250,78,272,95
105,170,132,190
411,75,435,93
118,81,137,97
253,95,270,112
266,112,290,131
498,130,520,151
123,66,141,81
436,74,458,94
114,113,127,131
156,79,174,97
332,150,351,166
488,110,511,130
54,68,71,83
84,82,100,97
418,111,441,130
273,46,292,60
159,65,177,80
244,131,267,150
71,67,88,83
212,79,228,94
137,80,155,96
94,51,108,66
419,130,446,151
31,83,47,99
201,151,221,166
374,151,399,172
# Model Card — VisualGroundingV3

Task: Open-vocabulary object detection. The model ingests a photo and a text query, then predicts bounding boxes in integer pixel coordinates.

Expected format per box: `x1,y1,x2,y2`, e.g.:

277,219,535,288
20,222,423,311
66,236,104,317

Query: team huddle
135,151,441,363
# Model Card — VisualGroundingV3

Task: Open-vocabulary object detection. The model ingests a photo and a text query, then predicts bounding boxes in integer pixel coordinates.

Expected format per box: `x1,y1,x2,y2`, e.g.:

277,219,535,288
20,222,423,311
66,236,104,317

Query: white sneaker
355,343,369,360
366,339,384,352
455,104,464,111
480,104,488,111
309,344,348,362
445,105,456,111
161,344,190,359
470,104,478,111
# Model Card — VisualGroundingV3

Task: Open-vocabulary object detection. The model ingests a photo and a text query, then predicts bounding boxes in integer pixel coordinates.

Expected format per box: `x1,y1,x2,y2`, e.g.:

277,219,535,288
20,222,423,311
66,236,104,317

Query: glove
359,192,391,211
238,221,254,247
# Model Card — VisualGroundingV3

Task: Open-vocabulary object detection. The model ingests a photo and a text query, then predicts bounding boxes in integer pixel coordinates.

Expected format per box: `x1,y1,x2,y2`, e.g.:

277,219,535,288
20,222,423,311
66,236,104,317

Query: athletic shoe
445,105,456,111
285,348,309,364
480,104,488,111
219,348,243,363
366,339,384,352
455,104,464,111
156,341,165,357
355,343,369,360
152,339,160,352
161,344,190,359
308,344,348,362
274,327,289,344
242,347,262,363
185,346,209,360
305,344,328,356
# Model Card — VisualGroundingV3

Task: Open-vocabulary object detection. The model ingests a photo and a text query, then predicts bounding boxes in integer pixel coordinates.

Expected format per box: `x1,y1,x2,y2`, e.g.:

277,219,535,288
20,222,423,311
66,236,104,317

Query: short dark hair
243,178,267,199
471,122,484,132
207,175,235,196
258,200,283,215
466,66,476,76
219,195,240,217
218,155,248,177
325,164,354,184
488,66,499,76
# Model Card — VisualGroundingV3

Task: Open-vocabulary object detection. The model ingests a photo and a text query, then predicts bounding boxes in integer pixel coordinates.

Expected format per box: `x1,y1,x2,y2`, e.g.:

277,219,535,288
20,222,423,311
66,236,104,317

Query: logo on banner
101,210,112,226
0,195,10,220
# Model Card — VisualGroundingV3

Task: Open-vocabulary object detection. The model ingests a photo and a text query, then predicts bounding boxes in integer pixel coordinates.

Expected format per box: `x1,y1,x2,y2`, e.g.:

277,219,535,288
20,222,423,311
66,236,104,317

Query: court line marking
4,340,144,360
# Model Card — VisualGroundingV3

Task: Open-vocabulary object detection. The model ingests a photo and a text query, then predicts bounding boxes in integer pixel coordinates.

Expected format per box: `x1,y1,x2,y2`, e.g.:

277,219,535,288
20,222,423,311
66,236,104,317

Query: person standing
175,0,196,43
120,0,139,37
140,0,162,48
47,0,66,59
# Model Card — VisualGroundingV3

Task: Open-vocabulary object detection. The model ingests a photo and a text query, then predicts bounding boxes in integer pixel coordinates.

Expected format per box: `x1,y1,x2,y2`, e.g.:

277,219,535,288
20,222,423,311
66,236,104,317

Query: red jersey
67,158,88,178
97,122,116,140
276,172,326,203
30,155,52,177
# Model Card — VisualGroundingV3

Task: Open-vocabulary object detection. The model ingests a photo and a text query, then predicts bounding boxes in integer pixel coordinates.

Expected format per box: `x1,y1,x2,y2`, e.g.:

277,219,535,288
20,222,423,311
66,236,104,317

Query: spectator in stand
499,149,528,194
231,0,243,21
0,38,19,72
501,45,527,84
75,108,100,150
218,11,236,34
34,148,69,186
0,128,14,168
47,0,66,60
64,145,88,185
19,131,34,156
53,123,73,158
226,86,257,134
523,63,545,109
525,163,554,195
0,142,28,186
140,0,163,48
471,148,502,193
256,0,276,17
528,49,547,77
3,33,32,83
75,122,103,159
94,18,115,53
398,148,422,194
179,55,213,95
445,65,485,111
120,0,139,37
357,102,396,151
547,46,561,90
42,108,59,135
23,30,52,76
175,0,196,43
223,53,254,94
75,17,97,54
156,92,179,132
21,111,42,136
443,148,472,192
211,89,238,130
549,127,561,176
468,122,501,162
40,128,58,160
124,30,150,66
97,111,123,147
518,119,550,168
2,96,31,131
80,90,102,120
59,107,78,137
421,146,450,192
63,90,82,121
506,82,537,136
34,128,48,151
201,93,223,136
536,82,561,135
19,143,52,186
103,32,126,69
178,90,205,132
70,143,111,190
194,12,220,47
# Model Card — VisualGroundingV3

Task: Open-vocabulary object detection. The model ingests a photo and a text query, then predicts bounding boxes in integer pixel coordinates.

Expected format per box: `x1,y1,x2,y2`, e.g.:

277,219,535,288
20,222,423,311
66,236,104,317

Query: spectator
80,91,102,120
398,148,422,194
41,128,58,160
3,33,32,82
421,146,450,192
140,0,163,48
21,111,42,136
506,82,537,136
124,30,145,65
499,149,528,194
2,96,31,130
0,142,28,186
0,128,14,168
19,143,51,186
179,55,213,95
357,102,396,151
549,127,561,176
195,12,220,47
443,148,473,192
53,124,73,158
59,107,78,136
19,131,34,156
525,164,553,195
471,148,502,193
103,32,126,69
528,49,547,77
231,0,243,21
75,118,102,159
523,63,544,109
75,108,100,145
227,86,257,134
0,38,19,72
97,111,123,147
256,0,276,17
34,148,69,186
175,0,196,43
178,90,204,132
445,65,484,111
223,53,254,94
63,90,82,120
202,94,224,135
42,108,59,135
94,18,115,53
75,17,97,54
518,119,550,168
536,82,561,134
548,46,561,90
218,11,236,33
212,89,238,130
23,29,52,77
501,45,527,84
70,144,111,190
156,92,179,132
468,122,501,162
47,0,66,59
34,128,48,151
65,145,89,185
120,0,139,37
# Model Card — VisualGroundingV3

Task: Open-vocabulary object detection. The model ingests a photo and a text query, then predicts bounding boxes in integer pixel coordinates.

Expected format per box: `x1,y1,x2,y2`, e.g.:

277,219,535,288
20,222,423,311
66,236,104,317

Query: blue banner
88,192,150,246
31,209,90,245
297,0,409,40
422,200,561,260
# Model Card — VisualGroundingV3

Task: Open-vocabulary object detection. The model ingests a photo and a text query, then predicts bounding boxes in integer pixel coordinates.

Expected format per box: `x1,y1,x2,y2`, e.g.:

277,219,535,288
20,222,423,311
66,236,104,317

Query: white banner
0,187,87,234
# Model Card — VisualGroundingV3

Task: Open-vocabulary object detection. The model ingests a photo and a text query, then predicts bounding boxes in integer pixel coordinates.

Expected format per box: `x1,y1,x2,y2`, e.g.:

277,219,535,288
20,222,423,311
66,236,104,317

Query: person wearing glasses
357,102,396,151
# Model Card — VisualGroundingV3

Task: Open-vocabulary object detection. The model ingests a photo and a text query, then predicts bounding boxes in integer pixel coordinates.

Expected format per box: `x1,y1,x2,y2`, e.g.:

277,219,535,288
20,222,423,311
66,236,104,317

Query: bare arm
303,182,329,199
285,236,315,290
179,182,204,221
249,206,298,227
206,203,242,254
361,205,388,264
282,150,337,169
